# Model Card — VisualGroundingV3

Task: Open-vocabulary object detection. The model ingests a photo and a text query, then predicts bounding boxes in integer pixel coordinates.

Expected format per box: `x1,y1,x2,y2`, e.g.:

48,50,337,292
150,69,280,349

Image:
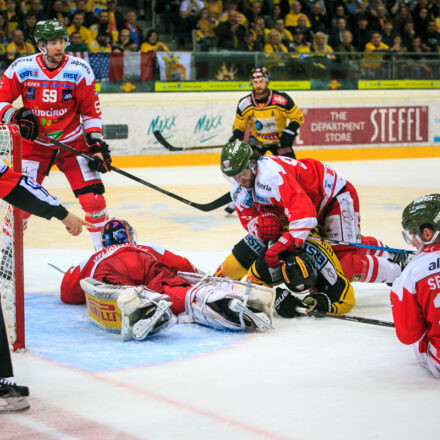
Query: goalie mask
101,219,136,248
281,252,317,292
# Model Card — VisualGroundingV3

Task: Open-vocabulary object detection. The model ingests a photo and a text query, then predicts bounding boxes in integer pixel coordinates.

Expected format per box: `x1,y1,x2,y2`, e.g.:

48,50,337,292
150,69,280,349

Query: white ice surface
5,158,440,440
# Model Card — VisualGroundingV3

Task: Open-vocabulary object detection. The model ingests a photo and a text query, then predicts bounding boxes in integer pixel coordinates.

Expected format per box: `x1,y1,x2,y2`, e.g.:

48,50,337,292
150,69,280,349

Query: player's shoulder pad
391,253,429,299
237,94,253,114
64,55,95,85
4,54,38,79
270,90,294,109
254,157,284,201
230,180,254,209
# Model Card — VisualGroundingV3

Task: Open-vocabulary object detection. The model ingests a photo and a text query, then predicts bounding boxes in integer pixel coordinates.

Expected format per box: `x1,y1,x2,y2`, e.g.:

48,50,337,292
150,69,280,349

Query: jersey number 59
42,89,57,102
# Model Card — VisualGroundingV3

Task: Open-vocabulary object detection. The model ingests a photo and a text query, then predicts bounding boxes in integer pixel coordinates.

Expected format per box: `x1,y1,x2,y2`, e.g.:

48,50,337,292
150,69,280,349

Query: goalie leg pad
80,278,176,340
180,280,273,331
116,287,177,341
178,272,275,318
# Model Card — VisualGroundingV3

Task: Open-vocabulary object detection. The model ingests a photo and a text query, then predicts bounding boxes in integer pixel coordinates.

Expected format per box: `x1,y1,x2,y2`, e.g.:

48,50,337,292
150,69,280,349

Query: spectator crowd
1,0,439,79
0,0,156,68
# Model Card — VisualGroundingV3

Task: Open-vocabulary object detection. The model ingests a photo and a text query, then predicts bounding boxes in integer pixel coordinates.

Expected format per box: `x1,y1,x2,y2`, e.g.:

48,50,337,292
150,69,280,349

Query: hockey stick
48,263,66,274
307,236,415,255
153,130,224,151
153,131,279,153
40,136,232,212
313,311,395,327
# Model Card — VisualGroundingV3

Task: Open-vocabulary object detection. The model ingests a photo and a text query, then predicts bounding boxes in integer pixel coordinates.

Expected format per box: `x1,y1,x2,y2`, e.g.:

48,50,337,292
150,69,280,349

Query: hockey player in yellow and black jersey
247,229,355,318
215,223,355,318
229,67,304,159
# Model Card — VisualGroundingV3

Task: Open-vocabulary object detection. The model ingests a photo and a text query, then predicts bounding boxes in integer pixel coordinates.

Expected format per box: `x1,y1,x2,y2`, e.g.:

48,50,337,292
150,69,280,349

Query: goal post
0,123,25,350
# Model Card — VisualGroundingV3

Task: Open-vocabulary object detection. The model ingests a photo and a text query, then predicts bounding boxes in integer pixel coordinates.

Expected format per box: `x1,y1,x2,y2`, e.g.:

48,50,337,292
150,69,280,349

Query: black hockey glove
278,128,297,158
86,132,112,173
303,293,332,314
228,129,244,143
3,107,39,141
274,287,305,318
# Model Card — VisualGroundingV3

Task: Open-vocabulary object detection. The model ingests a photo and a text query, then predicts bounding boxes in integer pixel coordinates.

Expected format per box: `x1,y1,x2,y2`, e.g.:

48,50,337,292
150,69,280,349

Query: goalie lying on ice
60,219,274,340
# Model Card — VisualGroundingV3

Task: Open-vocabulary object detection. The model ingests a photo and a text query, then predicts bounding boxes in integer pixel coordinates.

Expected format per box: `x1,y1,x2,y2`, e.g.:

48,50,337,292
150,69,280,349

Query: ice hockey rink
2,157,440,440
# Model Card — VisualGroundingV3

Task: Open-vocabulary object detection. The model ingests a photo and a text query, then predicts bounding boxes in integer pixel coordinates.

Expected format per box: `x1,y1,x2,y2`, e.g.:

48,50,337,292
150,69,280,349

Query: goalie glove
86,132,112,173
265,232,298,268
247,213,283,243
3,107,38,141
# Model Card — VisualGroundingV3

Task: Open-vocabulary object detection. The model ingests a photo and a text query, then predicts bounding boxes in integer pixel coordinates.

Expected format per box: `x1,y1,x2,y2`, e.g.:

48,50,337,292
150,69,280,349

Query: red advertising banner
297,106,428,146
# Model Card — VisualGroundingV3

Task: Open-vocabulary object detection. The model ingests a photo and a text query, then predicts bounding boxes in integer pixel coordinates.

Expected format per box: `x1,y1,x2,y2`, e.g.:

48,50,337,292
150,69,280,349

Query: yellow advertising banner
155,81,311,92
359,80,440,89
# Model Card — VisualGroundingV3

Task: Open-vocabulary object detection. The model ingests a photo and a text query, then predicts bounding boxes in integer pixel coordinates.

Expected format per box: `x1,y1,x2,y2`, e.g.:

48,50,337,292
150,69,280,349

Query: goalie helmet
101,219,136,248
250,67,270,83
281,252,317,292
402,194,440,235
221,140,253,177
34,19,69,45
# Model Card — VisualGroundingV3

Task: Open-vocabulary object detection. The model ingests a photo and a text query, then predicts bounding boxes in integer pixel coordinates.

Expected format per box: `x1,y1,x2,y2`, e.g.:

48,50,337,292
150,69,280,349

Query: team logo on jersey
70,59,91,75
62,89,73,101
254,118,277,134
18,70,38,80
45,130,64,141
238,97,252,113
303,242,328,270
272,94,287,105
256,181,272,192
34,108,67,117
63,71,80,81
25,87,35,100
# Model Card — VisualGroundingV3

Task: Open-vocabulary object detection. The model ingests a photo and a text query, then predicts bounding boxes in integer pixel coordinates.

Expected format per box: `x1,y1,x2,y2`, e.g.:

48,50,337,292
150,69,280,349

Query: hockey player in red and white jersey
220,140,402,284
0,19,112,250
61,219,274,341
390,194,440,378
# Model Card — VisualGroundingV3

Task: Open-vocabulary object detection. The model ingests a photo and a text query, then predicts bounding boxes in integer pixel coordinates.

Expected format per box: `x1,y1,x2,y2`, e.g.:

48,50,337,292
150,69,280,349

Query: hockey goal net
0,124,24,350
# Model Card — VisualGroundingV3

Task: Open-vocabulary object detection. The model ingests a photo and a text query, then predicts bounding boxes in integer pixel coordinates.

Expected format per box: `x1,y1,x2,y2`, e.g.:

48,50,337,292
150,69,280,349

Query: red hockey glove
3,107,39,141
265,233,298,268
86,132,112,173
248,213,283,243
